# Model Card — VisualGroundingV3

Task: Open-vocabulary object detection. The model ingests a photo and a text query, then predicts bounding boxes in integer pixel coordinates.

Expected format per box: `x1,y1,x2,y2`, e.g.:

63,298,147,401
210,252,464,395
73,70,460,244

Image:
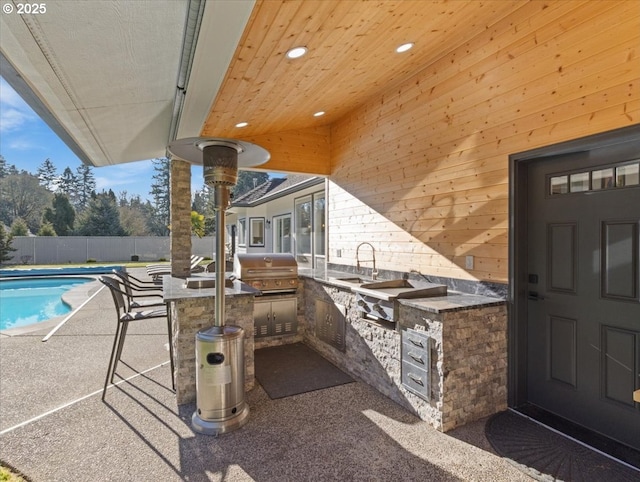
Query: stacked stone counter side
301,273,507,433
399,301,508,431
163,275,257,405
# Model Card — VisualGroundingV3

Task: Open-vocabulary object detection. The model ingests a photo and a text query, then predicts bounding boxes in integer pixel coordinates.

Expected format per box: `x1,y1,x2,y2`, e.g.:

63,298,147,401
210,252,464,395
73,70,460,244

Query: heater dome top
167,137,270,167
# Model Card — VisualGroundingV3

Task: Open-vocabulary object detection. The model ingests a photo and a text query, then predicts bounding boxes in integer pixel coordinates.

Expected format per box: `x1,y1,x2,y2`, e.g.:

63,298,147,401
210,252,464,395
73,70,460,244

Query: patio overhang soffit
0,0,524,176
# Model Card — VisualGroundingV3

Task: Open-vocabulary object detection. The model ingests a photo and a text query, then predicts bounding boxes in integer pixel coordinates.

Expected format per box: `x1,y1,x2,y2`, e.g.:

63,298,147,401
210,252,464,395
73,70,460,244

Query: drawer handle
408,374,424,386
408,338,424,348
409,353,424,365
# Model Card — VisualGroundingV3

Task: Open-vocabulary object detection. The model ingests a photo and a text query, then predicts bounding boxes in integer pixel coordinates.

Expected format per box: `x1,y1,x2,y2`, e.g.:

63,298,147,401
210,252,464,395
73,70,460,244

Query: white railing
7,236,218,265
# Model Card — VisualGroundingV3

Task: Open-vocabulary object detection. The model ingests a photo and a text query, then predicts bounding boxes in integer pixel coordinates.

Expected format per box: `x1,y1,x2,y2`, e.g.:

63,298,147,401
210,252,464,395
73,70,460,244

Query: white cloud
0,78,37,133
9,137,43,151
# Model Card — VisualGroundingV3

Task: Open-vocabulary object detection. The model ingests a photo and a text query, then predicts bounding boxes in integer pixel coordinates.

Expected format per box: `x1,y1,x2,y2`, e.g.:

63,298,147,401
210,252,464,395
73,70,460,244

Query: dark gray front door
527,141,640,450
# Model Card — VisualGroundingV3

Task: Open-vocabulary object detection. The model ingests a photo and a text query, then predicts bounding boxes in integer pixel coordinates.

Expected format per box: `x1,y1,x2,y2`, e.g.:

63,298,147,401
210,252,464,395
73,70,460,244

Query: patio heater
167,137,269,435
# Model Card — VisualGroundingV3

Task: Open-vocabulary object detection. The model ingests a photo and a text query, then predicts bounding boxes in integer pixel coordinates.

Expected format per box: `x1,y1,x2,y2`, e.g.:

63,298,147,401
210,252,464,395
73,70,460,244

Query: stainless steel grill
233,253,298,293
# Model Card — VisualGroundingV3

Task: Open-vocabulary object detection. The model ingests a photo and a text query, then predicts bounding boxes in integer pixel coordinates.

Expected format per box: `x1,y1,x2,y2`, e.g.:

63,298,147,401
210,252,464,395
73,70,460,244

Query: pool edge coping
0,276,103,337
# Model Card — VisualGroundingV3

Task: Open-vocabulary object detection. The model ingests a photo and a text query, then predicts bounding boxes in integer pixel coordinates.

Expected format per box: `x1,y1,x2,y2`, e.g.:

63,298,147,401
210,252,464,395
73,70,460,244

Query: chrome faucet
356,242,378,280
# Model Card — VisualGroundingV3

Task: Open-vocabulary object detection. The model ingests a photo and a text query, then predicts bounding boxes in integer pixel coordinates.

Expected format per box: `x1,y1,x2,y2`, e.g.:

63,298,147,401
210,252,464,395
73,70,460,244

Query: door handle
528,291,545,301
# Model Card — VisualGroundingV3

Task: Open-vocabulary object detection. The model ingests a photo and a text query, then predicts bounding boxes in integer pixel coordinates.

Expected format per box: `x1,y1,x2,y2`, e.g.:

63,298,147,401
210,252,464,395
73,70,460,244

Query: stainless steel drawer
401,327,431,400
402,327,429,352
401,363,430,400
402,344,428,368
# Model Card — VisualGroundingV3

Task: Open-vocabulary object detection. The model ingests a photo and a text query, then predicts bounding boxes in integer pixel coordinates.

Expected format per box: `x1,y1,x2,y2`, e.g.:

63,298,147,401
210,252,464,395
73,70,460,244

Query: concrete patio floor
0,270,535,481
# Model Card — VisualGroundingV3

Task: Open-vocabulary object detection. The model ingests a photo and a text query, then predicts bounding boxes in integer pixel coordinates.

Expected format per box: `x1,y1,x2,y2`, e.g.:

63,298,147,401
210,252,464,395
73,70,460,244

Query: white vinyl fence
7,236,217,265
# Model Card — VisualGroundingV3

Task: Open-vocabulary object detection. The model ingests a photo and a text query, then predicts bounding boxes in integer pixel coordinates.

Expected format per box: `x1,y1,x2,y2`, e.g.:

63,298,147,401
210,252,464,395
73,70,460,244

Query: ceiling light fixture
396,42,414,53
313,111,325,117
286,46,308,59
235,122,248,128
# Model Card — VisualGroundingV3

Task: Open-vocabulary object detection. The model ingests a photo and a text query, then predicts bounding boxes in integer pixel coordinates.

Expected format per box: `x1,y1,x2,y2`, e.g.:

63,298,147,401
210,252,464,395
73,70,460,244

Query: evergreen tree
10,217,29,236
37,221,57,236
149,158,170,236
37,158,58,191
0,224,16,264
75,164,96,211
42,193,75,236
58,167,78,203
0,154,14,178
233,171,269,198
76,192,126,236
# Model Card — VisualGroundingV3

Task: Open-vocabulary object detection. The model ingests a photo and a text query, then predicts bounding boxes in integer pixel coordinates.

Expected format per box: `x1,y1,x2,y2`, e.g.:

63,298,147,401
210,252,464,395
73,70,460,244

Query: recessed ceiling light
313,111,325,117
235,122,248,128
286,46,308,59
396,42,414,53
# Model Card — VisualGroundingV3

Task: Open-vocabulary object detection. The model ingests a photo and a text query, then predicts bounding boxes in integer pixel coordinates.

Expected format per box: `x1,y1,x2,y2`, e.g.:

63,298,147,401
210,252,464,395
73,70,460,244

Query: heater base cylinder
192,325,248,435
192,404,250,436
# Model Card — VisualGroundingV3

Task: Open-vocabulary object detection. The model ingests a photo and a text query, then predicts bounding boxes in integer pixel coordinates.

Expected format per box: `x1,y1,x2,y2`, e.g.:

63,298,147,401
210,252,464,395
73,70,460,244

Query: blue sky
0,77,205,201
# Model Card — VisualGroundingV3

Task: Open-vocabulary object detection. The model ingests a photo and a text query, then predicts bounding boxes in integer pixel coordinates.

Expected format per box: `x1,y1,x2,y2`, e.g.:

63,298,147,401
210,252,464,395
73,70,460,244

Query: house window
249,217,265,247
273,214,292,253
238,218,246,246
295,196,312,268
314,193,326,267
294,189,326,269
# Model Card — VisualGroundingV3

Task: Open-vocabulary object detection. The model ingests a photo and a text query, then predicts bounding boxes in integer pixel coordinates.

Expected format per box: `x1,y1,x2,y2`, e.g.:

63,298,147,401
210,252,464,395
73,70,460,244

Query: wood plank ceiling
201,0,524,154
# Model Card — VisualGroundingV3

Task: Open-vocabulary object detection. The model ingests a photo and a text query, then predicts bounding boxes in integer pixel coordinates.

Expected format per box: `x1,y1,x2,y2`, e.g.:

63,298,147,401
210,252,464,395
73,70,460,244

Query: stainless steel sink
184,277,234,289
353,279,447,300
330,276,369,284
328,276,372,288
360,279,414,289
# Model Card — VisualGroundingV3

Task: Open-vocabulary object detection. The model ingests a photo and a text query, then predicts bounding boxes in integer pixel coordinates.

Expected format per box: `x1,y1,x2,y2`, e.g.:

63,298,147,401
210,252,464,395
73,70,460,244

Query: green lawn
0,466,26,482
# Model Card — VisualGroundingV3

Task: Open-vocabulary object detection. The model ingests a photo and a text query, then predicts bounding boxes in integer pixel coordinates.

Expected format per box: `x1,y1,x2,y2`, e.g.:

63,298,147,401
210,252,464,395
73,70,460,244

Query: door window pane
295,197,312,268
592,168,614,190
570,172,589,192
550,176,568,195
273,215,292,253
616,163,639,187
238,218,246,245
314,194,325,257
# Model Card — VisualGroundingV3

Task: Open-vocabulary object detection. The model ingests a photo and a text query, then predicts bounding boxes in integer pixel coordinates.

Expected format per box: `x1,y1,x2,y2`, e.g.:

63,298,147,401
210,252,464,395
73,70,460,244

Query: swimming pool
0,277,94,331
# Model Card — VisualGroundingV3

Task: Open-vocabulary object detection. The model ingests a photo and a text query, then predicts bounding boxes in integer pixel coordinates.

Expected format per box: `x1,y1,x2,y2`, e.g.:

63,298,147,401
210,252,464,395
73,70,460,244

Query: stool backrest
99,276,127,314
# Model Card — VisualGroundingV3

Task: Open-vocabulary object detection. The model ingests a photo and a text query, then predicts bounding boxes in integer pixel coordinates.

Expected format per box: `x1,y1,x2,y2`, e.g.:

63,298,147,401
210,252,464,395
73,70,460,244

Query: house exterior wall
228,183,326,254
328,0,639,283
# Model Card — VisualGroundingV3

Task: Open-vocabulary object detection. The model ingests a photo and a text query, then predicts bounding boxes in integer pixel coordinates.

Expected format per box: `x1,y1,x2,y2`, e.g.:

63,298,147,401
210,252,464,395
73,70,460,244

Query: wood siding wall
328,0,639,283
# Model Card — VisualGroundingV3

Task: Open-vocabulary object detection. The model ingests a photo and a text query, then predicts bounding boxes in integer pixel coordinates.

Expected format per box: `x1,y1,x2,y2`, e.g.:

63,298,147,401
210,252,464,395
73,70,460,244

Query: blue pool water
0,277,93,330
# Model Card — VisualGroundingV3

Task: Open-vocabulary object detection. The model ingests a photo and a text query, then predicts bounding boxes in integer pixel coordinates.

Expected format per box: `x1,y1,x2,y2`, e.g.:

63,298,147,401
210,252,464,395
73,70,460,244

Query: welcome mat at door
485,410,640,481
255,343,354,399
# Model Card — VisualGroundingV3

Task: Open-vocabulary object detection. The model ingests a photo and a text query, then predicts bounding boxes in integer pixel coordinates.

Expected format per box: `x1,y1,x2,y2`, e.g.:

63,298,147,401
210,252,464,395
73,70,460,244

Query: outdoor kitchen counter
397,293,505,313
298,268,506,311
162,273,259,301
299,268,508,433
162,274,260,405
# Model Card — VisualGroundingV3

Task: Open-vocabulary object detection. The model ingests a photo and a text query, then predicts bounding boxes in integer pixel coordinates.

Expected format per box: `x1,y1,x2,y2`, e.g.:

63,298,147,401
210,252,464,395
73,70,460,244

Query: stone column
170,158,191,278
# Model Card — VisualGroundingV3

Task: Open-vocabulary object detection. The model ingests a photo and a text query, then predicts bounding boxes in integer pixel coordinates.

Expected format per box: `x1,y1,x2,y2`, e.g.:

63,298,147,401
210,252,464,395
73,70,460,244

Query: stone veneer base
302,277,507,432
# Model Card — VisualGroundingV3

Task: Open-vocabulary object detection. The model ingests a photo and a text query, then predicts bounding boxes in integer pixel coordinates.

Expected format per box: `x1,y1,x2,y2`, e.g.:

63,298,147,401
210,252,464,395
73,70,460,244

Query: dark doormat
486,410,640,481
254,343,354,399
